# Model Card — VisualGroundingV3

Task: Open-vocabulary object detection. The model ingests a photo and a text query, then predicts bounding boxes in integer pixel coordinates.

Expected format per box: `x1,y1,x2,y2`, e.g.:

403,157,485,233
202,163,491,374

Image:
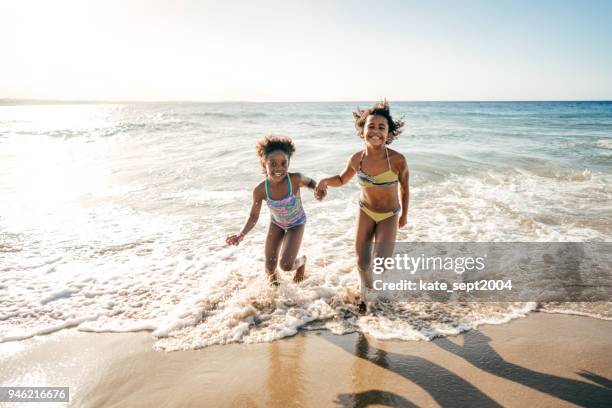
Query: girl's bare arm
398,155,409,228
321,153,359,187
297,173,317,190
314,153,359,200
226,184,264,245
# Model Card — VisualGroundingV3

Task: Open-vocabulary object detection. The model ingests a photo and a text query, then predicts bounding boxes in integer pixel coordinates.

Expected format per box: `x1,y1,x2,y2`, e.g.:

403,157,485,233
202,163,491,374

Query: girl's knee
265,256,278,272
279,258,294,271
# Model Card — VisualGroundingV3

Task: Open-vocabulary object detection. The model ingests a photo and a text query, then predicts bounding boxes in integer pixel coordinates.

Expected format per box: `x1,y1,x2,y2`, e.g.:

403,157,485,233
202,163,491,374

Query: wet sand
1,312,611,407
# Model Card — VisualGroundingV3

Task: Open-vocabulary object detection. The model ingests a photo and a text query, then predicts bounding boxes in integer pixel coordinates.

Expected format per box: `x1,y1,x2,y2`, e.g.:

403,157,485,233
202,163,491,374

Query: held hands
225,232,244,246
314,180,328,201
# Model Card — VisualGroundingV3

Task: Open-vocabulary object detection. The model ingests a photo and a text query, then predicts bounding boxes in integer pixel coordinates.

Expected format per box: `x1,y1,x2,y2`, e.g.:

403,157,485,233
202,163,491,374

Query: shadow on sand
434,330,611,407
328,331,611,408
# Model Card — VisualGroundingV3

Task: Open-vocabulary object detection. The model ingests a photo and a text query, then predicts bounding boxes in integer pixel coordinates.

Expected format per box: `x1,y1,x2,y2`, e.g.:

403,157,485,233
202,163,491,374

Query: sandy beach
1,312,610,407
3,0,612,406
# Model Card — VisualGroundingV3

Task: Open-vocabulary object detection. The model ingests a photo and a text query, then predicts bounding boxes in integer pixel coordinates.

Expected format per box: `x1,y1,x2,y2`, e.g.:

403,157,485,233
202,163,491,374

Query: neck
365,144,386,158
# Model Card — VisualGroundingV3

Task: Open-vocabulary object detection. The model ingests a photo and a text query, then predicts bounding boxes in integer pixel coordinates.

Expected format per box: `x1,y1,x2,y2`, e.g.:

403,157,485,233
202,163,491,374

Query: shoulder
387,148,408,170
288,172,301,185
348,151,363,167
253,181,266,199
288,173,307,192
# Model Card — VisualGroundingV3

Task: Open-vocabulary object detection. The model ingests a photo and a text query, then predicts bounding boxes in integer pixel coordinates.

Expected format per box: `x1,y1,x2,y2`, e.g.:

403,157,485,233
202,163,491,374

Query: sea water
1,101,610,349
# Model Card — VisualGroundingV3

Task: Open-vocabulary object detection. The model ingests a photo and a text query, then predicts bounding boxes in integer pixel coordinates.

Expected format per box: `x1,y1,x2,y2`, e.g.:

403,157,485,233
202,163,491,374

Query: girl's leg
265,222,286,285
373,214,399,261
355,207,377,300
278,223,306,282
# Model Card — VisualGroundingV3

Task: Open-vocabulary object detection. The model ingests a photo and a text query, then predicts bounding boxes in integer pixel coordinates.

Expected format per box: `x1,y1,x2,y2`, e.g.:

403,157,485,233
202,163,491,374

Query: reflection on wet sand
341,334,417,407
266,334,306,407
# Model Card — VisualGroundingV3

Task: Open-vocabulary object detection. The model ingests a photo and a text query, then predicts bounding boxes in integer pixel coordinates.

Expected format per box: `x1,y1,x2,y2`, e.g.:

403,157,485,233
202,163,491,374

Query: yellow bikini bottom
359,202,401,223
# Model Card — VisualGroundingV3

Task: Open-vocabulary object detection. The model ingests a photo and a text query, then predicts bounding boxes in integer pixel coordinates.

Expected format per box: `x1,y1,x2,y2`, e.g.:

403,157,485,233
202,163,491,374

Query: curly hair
353,100,405,144
255,135,296,173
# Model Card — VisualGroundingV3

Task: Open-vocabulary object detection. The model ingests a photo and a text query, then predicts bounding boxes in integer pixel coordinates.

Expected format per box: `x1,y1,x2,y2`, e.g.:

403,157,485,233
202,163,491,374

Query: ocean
1,101,610,350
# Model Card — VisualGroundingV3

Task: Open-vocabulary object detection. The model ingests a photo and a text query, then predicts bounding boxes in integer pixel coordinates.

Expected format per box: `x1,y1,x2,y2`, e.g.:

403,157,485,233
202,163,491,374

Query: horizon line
1,98,611,106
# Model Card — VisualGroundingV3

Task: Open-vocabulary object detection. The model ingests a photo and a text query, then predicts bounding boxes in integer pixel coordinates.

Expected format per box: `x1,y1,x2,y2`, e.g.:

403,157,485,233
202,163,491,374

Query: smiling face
264,150,290,182
362,114,390,146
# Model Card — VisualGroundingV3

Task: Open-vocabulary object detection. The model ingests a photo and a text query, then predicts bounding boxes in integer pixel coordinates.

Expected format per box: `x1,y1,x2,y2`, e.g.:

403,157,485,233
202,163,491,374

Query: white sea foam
1,102,610,349
538,301,612,320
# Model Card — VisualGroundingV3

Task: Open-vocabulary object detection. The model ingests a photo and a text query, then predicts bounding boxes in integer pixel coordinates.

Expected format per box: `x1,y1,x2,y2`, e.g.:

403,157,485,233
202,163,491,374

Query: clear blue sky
2,0,611,101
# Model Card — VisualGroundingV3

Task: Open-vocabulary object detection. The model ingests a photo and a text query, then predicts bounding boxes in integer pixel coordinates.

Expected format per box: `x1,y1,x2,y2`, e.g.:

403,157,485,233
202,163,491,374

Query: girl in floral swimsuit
226,136,318,285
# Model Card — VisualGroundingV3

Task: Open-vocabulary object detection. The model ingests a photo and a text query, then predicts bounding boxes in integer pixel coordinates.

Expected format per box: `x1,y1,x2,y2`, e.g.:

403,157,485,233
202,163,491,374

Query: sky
2,0,612,101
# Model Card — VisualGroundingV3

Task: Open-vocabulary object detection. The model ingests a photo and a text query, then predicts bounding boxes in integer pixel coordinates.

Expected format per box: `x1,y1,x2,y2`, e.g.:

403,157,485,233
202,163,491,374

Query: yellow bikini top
356,147,399,188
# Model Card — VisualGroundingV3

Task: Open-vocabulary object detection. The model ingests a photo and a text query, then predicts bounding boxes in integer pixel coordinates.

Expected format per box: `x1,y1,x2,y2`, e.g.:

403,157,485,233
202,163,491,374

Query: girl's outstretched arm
226,183,265,246
297,172,326,200
398,156,409,228
296,173,317,190
314,153,359,200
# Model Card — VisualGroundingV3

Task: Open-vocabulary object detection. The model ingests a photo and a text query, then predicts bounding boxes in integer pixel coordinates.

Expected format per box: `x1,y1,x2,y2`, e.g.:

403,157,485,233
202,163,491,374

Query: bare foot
293,256,306,283
268,271,280,287
359,285,372,314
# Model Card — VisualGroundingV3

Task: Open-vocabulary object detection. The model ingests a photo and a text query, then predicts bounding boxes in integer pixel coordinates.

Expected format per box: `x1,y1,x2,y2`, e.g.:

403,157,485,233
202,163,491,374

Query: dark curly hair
353,100,405,144
255,135,296,173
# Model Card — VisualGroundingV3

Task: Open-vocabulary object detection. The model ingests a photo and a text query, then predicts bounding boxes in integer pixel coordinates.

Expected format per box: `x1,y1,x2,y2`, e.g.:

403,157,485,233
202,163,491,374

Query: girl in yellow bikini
315,101,409,312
